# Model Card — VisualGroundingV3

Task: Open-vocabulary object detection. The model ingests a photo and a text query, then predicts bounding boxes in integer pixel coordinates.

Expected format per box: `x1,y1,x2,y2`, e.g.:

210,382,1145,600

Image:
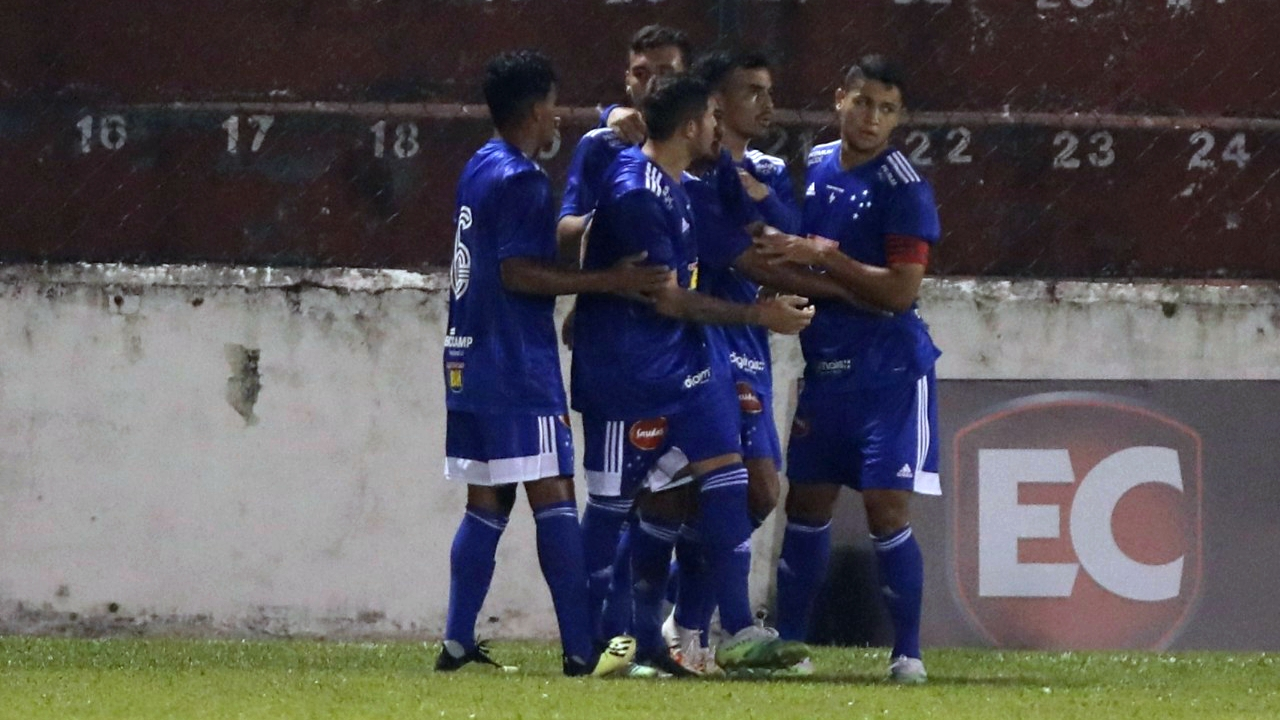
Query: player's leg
579,418,634,644
600,517,635,640
663,382,808,672
773,395,855,643
858,370,940,684
440,481,518,670
630,483,695,674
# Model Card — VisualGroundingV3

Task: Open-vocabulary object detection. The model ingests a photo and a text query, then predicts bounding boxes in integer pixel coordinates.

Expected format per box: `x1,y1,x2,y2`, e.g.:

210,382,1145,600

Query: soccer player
556,24,692,648
572,74,814,675
754,55,942,684
437,49,672,677
695,49,800,234
660,50,863,673
556,24,692,255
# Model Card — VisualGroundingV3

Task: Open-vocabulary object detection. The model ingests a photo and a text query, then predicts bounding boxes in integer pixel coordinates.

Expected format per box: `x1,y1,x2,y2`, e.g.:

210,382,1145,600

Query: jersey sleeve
598,103,622,129
714,150,762,228
754,164,800,234
883,181,942,245
609,190,680,269
494,171,556,261
559,135,605,219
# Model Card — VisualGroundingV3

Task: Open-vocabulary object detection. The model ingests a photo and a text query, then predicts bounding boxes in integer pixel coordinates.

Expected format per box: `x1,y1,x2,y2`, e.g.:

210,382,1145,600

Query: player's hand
561,309,575,349
606,107,647,145
753,227,838,266
752,294,815,335
607,251,674,303
737,168,771,202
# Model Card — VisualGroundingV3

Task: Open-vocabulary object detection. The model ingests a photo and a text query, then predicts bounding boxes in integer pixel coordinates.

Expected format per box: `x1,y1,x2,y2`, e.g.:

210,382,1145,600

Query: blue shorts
445,410,575,486
785,370,940,495
583,379,742,498
736,382,782,468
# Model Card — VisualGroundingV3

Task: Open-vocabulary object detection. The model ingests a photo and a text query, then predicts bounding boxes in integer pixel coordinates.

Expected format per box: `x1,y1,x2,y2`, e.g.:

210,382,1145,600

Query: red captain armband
885,235,930,267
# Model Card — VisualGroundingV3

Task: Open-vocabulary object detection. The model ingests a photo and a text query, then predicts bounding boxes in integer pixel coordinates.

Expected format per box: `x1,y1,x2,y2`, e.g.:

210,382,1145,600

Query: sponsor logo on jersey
451,206,473,299
729,352,767,374
446,362,465,392
443,333,474,349
952,392,1203,650
629,417,669,451
736,382,764,415
814,359,852,375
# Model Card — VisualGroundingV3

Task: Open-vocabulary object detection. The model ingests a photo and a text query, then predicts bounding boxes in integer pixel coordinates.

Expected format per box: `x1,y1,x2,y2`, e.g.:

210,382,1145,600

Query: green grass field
1,637,1275,719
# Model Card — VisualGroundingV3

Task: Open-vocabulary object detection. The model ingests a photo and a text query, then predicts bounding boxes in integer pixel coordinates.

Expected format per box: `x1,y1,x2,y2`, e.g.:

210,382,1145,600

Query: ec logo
952,393,1202,650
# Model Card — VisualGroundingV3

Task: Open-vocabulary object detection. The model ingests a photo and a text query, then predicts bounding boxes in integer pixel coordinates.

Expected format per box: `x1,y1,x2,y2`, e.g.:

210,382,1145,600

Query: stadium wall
1,265,1276,649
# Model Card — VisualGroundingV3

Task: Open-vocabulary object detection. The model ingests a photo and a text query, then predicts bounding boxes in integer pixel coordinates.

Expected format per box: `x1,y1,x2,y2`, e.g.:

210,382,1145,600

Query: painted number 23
1053,130,1115,169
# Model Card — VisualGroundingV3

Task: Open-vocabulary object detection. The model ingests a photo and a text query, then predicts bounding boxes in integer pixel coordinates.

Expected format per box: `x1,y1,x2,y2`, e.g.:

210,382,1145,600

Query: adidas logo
896,464,913,479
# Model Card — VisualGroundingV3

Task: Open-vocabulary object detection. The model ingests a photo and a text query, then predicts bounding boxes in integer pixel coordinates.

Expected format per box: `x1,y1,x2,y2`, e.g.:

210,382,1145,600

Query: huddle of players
438,24,942,684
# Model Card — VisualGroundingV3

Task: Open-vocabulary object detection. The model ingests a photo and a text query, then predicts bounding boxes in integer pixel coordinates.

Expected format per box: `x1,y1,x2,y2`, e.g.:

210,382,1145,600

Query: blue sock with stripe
601,523,634,638
630,514,681,659
445,506,509,650
673,524,711,639
775,518,831,641
533,500,592,664
873,524,924,660
696,463,754,636
580,494,631,643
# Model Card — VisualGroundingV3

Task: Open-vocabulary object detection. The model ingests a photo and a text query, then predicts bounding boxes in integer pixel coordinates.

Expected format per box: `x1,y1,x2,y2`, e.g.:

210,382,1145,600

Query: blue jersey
687,153,771,394
559,127,630,220
798,141,942,391
444,139,566,414
571,146,713,418
741,149,800,233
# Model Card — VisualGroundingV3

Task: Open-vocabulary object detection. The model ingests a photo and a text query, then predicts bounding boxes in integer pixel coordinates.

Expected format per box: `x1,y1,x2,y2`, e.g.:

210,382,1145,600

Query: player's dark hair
641,74,711,142
842,54,906,97
691,49,772,92
630,24,693,65
483,50,557,130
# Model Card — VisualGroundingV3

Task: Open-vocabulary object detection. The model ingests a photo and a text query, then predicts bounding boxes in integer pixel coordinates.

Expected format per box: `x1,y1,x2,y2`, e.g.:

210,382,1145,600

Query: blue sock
775,518,831,642
873,525,924,660
533,500,592,664
580,495,631,643
672,525,711,639
630,514,681,658
601,524,633,639
696,464,754,636
445,506,509,649
664,558,680,605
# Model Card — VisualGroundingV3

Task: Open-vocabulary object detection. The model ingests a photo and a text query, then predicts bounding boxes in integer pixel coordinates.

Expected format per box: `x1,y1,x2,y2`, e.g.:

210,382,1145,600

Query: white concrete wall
1,264,1277,638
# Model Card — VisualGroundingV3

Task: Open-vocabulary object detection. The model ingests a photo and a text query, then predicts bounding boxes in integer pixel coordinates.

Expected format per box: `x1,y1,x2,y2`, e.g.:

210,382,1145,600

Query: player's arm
501,253,670,298
603,105,646,144
497,173,671,298
754,182,938,314
651,279,813,335
556,131,609,264
733,236,860,304
555,214,589,264
752,230,925,314
738,162,800,234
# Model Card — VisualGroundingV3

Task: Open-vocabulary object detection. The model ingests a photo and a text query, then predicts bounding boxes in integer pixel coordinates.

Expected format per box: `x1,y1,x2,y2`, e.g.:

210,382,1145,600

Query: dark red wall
1,0,1276,276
